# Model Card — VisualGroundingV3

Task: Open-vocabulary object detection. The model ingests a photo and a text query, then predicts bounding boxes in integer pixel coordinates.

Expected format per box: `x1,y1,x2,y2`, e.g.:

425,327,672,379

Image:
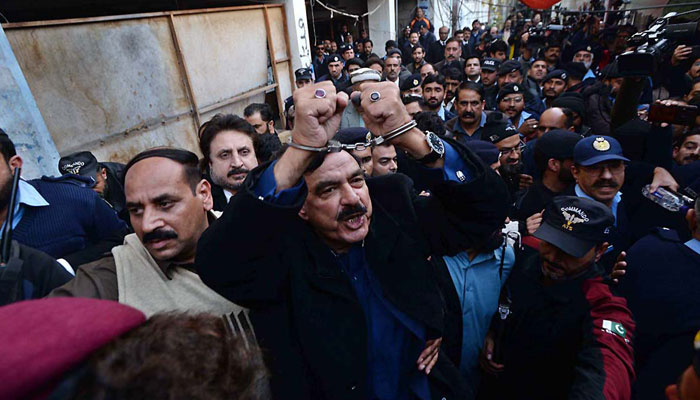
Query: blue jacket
13,176,127,266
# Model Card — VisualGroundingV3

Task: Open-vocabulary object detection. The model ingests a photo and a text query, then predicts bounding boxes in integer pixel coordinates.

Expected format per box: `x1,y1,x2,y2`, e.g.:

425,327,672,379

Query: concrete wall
284,0,313,71
368,0,397,57
0,26,60,178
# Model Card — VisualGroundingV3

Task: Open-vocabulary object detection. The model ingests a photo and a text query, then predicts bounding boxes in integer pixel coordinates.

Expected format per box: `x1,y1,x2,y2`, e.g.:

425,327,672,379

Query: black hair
364,39,373,47
444,67,463,82
414,111,446,136
464,55,480,64
402,94,425,106
124,148,202,193
422,73,446,89
489,39,508,55
364,57,385,70
412,45,425,54
0,129,17,163
456,81,484,102
199,114,259,164
243,103,274,122
445,37,461,47
346,58,364,69
303,151,361,175
559,107,576,128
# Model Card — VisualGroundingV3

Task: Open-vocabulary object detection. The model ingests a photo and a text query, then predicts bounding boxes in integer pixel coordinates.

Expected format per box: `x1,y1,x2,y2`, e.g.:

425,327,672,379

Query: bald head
537,107,570,138
438,26,449,41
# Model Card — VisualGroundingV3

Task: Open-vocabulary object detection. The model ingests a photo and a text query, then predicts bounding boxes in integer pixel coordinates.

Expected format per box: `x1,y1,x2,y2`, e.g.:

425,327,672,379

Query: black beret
400,73,422,91
339,44,353,53
497,83,525,102
333,127,371,144
552,93,586,117
536,129,582,159
572,43,594,54
327,54,343,65
497,60,522,76
543,69,569,83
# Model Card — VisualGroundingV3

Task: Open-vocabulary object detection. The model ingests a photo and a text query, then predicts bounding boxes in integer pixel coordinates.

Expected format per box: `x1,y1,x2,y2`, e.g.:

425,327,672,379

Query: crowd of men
1,5,700,400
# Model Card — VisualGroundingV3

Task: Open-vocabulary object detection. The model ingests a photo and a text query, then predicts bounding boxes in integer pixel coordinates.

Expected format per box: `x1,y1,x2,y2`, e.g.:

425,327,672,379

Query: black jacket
479,251,636,400
196,140,509,400
0,240,73,305
618,228,700,400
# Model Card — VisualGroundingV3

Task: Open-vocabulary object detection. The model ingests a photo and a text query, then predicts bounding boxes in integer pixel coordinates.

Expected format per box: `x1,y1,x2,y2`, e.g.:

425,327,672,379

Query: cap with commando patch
533,196,615,258
327,54,343,65
294,67,313,81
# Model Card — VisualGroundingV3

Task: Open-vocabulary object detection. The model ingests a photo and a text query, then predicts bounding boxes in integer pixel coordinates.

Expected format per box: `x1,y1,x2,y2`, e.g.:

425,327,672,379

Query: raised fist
291,82,348,148
357,82,413,136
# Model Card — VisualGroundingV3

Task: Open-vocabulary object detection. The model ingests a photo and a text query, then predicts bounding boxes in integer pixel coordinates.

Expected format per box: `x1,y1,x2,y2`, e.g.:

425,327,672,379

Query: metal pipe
1,167,21,264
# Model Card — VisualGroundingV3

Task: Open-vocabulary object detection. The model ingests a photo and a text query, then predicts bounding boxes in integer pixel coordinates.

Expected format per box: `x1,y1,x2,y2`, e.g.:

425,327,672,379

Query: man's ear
196,179,213,211
571,164,580,182
8,155,23,174
100,167,107,180
298,203,309,221
686,208,697,233
672,146,680,159
594,242,609,262
547,158,559,173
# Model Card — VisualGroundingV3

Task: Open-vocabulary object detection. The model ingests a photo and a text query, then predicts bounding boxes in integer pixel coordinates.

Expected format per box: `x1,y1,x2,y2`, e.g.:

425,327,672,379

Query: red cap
0,298,145,399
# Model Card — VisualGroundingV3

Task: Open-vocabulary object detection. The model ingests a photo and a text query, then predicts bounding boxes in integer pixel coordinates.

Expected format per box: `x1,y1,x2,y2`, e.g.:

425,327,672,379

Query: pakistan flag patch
602,320,627,338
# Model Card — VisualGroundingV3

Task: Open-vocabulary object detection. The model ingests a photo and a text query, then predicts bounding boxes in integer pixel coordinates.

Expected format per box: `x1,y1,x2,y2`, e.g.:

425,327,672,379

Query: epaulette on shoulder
651,226,682,242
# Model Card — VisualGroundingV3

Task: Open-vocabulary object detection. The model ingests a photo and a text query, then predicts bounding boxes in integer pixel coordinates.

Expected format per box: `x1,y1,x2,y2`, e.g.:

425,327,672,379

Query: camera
618,11,700,76
527,23,568,49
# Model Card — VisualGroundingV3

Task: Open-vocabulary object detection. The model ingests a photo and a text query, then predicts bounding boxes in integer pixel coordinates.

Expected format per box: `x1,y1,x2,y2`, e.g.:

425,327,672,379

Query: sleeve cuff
440,140,473,182
253,160,306,205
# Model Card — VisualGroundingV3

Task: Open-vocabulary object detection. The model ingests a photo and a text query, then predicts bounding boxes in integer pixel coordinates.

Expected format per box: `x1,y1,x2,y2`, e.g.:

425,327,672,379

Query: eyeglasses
501,96,524,104
499,141,525,157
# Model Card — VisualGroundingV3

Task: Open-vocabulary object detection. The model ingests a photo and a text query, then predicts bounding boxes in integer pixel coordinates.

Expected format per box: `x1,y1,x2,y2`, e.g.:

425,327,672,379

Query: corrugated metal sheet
3,5,290,164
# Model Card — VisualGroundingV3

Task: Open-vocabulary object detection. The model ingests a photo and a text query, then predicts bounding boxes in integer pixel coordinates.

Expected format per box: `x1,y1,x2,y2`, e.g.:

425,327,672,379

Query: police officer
316,54,350,92
284,68,314,124
58,151,127,223
399,73,422,97
618,199,700,400
479,196,636,400
513,129,582,230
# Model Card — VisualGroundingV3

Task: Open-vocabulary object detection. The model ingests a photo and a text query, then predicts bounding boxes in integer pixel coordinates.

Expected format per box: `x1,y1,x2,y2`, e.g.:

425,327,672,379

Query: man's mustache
461,111,475,119
143,229,178,244
228,167,250,177
593,179,619,188
337,203,368,221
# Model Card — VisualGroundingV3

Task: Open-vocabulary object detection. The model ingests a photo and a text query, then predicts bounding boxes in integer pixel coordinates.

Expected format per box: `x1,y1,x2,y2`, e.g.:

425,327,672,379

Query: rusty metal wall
2,5,291,164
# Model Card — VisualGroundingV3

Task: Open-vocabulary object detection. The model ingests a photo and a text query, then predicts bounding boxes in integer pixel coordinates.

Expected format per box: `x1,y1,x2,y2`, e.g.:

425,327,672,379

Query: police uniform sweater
618,228,700,400
14,179,127,263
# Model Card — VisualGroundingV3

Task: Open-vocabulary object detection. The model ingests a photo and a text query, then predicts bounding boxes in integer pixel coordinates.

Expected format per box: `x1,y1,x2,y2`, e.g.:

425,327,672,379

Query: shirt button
350,385,357,391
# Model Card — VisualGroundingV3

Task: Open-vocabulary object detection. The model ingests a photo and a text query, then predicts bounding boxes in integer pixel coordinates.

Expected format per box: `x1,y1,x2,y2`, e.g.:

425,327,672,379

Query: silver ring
314,89,326,99
369,91,381,102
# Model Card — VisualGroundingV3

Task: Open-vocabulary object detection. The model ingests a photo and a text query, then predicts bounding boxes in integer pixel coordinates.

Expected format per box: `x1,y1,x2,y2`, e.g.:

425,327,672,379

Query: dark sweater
13,177,127,266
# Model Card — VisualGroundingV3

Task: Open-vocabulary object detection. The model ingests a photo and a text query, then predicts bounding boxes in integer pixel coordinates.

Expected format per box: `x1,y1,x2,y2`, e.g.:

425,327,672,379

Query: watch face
426,132,445,154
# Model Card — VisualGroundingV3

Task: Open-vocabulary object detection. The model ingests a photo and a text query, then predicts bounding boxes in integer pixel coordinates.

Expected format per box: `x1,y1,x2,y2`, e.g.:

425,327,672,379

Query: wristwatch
416,131,445,164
